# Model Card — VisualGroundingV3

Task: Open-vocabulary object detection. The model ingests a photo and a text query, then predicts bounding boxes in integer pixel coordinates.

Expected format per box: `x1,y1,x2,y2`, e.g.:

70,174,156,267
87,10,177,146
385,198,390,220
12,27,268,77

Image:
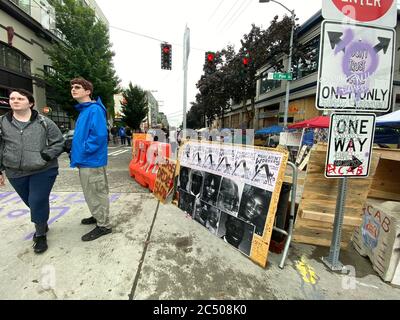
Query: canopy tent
255,125,284,135
288,116,330,129
376,110,400,128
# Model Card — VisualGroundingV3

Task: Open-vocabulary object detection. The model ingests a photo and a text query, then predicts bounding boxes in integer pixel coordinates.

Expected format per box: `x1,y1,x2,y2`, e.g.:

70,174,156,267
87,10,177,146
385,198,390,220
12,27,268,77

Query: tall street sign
316,21,395,112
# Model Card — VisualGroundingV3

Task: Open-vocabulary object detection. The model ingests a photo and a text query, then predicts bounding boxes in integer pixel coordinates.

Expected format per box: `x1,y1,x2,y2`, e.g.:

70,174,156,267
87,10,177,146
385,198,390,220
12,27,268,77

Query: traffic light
204,51,216,74
242,56,250,67
205,51,215,64
161,43,172,70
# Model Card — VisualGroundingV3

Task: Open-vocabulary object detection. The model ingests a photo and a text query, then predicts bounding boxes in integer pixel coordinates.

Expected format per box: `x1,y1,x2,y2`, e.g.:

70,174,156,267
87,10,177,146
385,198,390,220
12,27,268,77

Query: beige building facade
0,0,109,129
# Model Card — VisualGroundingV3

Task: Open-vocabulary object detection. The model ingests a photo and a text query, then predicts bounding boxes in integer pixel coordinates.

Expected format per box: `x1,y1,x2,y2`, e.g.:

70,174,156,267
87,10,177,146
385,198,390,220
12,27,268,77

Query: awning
288,116,330,129
255,125,284,135
376,110,400,128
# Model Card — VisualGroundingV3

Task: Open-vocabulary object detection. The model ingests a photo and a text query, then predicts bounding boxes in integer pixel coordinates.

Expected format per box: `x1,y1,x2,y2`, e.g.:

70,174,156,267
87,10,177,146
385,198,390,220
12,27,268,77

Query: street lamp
259,0,295,129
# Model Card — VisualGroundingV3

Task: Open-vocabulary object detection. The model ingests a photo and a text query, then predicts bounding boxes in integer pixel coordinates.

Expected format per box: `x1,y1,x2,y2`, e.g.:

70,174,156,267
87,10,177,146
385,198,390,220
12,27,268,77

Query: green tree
44,0,119,119
120,83,148,130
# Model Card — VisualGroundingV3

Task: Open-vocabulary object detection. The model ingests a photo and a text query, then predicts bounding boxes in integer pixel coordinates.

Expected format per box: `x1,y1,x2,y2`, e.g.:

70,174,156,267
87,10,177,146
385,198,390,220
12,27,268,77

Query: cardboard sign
153,158,176,203
322,0,397,28
316,21,395,112
325,113,376,178
177,141,288,268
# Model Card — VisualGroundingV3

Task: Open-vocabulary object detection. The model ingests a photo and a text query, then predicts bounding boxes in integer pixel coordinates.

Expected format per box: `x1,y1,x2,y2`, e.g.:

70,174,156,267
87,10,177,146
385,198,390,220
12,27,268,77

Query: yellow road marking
295,256,319,285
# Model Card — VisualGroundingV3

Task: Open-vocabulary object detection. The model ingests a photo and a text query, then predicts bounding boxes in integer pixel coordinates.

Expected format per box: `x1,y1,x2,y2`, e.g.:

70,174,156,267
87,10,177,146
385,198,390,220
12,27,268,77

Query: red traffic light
207,53,215,62
162,46,170,54
242,57,249,66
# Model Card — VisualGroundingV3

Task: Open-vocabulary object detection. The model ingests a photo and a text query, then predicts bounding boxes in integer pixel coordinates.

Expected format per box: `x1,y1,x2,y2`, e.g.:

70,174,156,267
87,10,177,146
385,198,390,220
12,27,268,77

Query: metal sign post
322,177,347,271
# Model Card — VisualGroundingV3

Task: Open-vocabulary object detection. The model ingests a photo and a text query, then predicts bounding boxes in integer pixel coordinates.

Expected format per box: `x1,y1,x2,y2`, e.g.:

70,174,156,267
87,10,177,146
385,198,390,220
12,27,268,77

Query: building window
10,0,31,15
292,36,320,81
259,63,283,95
0,42,31,75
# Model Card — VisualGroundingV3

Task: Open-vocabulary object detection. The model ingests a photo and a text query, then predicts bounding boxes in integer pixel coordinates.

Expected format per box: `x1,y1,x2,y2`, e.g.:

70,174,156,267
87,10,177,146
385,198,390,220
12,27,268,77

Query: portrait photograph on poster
179,166,191,192
193,200,221,235
201,173,222,206
217,211,255,257
178,190,196,216
216,178,242,216
189,170,204,198
238,184,272,236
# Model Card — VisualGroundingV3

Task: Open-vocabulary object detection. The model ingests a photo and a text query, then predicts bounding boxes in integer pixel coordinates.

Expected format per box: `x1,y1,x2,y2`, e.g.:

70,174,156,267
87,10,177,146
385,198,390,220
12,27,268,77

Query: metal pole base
321,256,344,271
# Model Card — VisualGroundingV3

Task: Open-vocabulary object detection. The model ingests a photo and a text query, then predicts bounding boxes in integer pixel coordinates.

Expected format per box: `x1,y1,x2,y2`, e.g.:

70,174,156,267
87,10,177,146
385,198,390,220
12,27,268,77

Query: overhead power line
109,26,207,52
216,0,242,29
221,0,253,32
208,0,225,22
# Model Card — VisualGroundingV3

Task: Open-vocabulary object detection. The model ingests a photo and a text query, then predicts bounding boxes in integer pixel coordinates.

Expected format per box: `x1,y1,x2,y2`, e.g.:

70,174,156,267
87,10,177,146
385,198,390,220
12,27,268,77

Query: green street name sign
267,72,293,81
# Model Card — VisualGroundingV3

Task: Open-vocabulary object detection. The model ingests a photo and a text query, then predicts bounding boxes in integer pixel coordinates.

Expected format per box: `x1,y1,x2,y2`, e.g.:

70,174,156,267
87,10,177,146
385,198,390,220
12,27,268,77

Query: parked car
62,129,74,140
63,130,74,154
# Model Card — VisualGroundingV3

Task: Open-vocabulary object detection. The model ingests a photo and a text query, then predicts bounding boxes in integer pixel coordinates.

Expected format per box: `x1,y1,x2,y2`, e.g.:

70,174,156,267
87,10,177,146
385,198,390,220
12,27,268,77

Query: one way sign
316,21,395,112
325,113,376,178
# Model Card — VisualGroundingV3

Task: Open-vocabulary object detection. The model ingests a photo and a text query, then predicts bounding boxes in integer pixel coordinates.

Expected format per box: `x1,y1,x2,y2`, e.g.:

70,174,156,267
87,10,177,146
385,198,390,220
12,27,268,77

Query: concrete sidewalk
1,185,400,300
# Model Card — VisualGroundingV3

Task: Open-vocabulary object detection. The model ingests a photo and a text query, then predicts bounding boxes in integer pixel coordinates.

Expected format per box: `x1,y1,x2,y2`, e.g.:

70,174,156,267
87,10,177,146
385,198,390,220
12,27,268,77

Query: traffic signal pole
183,26,190,132
183,63,188,132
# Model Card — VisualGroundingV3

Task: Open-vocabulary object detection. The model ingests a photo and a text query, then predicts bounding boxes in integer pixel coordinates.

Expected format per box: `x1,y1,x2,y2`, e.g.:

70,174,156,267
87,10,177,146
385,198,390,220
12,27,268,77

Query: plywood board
293,144,380,247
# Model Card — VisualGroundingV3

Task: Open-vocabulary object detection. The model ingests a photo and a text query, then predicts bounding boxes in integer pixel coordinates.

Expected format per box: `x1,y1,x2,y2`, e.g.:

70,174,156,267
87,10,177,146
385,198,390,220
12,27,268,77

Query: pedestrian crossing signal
161,43,172,70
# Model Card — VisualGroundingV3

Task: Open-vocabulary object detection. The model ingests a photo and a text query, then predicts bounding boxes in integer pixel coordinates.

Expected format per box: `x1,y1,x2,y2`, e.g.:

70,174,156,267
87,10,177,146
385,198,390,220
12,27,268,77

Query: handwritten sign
153,158,176,203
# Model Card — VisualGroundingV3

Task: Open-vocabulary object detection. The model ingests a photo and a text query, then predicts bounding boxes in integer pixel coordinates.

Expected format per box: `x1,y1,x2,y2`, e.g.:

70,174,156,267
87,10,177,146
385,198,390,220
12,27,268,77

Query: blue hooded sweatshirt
70,97,108,168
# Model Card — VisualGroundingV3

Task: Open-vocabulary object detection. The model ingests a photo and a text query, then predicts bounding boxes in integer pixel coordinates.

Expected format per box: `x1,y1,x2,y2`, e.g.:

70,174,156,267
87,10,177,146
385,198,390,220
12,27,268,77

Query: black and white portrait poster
216,178,244,216
217,212,255,257
177,141,288,268
193,200,221,235
238,184,272,236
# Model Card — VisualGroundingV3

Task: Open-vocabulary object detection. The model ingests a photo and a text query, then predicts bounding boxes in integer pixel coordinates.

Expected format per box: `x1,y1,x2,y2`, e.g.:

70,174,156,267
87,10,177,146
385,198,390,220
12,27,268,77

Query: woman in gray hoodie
0,89,65,254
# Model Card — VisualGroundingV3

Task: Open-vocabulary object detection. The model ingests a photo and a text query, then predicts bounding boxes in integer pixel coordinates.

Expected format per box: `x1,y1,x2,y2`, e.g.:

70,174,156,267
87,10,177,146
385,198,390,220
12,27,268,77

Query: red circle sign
332,0,394,22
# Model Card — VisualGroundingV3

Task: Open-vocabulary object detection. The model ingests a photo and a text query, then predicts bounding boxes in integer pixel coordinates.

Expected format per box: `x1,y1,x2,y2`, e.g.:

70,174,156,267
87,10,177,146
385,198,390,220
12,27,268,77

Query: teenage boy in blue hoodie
70,78,112,241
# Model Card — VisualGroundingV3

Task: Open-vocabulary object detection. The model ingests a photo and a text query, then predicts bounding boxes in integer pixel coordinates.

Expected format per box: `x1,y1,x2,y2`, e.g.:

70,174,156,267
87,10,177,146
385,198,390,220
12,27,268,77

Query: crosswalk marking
108,149,129,156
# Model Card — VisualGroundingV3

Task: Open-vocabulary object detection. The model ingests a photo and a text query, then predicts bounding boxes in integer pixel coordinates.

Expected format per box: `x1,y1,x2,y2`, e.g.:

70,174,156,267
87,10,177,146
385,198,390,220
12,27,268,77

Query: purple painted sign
317,21,394,112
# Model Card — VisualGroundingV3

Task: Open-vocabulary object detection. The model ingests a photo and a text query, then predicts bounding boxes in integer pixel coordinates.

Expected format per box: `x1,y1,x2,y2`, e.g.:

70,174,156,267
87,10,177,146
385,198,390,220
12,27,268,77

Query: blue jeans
8,167,58,224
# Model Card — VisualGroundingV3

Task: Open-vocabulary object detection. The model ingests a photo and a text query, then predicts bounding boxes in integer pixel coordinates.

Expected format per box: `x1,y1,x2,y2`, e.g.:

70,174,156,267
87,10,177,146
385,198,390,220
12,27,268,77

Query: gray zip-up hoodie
0,110,65,177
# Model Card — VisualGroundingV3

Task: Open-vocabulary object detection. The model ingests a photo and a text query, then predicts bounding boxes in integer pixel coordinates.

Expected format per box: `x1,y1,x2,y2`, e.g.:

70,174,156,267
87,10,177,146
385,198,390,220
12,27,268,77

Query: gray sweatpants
78,166,111,228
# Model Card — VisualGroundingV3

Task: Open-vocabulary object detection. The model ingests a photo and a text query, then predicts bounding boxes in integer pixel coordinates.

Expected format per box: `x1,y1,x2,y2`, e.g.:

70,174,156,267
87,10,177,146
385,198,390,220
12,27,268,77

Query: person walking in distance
110,126,118,144
125,126,132,146
0,89,65,254
118,126,126,145
70,78,112,241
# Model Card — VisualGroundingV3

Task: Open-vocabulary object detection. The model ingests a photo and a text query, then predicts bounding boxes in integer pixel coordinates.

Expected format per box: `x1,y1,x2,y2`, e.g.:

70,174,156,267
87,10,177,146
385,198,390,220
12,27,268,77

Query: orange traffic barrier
134,142,170,189
129,140,150,178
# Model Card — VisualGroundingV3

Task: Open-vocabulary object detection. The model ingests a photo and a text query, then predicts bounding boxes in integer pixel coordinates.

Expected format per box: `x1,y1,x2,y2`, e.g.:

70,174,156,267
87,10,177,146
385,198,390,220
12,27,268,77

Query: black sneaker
81,226,112,242
33,225,49,242
81,217,97,225
33,235,48,254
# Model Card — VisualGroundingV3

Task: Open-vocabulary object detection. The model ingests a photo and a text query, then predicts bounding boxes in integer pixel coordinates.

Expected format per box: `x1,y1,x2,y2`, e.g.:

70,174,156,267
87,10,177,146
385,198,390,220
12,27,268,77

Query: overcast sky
95,0,323,127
